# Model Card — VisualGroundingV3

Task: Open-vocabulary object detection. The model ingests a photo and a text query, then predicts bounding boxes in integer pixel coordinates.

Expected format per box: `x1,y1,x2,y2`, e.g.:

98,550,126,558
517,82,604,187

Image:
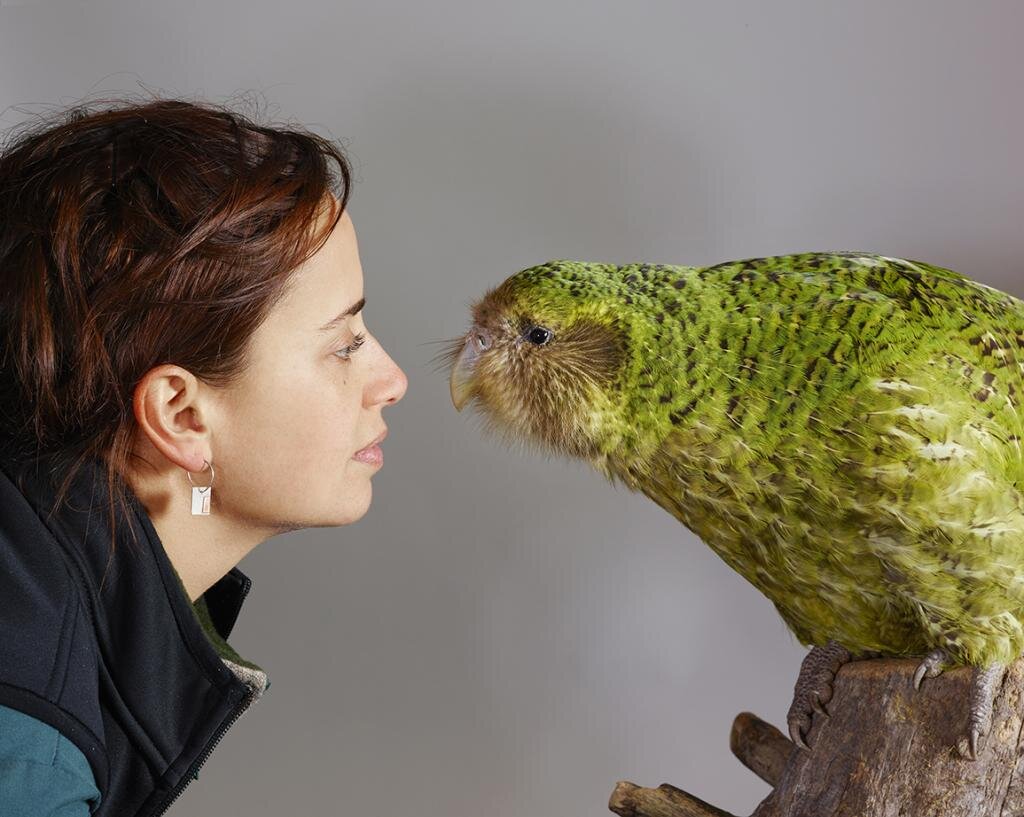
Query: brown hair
0,95,353,560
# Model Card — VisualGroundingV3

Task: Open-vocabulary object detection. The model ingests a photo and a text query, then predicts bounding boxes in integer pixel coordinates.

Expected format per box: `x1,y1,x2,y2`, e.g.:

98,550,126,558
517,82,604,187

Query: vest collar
2,451,269,698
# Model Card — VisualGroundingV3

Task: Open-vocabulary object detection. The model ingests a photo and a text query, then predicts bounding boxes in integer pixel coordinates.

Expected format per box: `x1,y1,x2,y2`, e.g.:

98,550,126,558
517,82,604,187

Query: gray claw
786,639,852,752
913,647,950,691
915,652,1002,759
955,663,1004,761
912,663,927,690
788,720,811,751
958,727,984,761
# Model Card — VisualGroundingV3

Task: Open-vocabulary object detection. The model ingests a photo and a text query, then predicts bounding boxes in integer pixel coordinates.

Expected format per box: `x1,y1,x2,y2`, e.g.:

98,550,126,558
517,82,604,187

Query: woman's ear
131,364,212,474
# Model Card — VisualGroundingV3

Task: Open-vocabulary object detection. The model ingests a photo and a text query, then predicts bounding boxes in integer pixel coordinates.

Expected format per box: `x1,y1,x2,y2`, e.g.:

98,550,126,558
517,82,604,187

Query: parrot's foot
957,663,1005,761
786,639,852,751
911,651,1005,760
912,647,951,689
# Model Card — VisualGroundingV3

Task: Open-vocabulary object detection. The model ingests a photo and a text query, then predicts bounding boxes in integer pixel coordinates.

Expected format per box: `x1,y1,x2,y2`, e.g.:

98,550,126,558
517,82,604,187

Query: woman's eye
333,332,367,361
526,326,553,345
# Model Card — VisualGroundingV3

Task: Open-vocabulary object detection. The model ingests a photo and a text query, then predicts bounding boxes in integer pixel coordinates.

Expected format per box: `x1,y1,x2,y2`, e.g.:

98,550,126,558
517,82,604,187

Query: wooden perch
608,654,1024,817
729,711,793,787
608,782,738,817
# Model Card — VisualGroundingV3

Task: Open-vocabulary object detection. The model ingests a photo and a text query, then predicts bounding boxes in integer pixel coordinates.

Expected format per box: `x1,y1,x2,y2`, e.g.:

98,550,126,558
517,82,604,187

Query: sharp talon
786,641,854,751
789,721,810,750
914,647,950,692
913,665,926,690
959,663,1001,761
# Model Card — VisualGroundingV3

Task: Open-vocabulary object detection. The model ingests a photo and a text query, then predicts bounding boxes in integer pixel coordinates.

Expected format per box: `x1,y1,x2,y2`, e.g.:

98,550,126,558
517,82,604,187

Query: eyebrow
317,297,366,332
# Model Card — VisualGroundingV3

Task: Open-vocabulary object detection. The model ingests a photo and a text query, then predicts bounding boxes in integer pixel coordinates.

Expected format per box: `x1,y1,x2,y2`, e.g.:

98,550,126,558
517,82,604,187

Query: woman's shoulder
0,703,101,815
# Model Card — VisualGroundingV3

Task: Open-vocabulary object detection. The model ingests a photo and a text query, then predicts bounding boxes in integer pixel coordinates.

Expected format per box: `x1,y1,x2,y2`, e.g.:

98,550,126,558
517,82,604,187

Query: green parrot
445,251,1024,760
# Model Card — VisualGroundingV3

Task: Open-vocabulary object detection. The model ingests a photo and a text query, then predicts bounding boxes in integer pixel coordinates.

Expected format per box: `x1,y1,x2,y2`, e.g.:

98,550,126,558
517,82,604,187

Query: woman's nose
370,347,408,407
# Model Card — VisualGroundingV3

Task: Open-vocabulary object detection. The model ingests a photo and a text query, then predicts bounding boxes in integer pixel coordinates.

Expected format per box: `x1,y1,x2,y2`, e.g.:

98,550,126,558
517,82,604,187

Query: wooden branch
728,712,794,787
608,782,738,817
607,655,1024,817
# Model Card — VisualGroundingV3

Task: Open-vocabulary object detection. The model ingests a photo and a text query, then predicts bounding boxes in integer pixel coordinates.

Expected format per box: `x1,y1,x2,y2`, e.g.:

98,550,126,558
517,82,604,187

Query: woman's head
131,198,407,543
0,96,407,557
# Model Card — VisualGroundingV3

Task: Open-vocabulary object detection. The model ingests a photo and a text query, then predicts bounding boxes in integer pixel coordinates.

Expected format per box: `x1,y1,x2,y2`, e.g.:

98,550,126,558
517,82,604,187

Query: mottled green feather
457,252,1024,667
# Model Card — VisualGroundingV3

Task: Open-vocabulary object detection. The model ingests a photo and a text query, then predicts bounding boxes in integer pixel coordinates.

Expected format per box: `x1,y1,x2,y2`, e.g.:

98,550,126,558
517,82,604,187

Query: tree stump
608,655,1024,817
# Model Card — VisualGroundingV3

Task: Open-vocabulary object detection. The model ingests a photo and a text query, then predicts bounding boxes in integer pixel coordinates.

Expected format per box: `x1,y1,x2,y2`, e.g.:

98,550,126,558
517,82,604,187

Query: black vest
0,452,269,816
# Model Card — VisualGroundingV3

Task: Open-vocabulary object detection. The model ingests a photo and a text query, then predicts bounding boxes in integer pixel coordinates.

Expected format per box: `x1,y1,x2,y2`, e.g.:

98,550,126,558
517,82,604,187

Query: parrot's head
445,259,664,467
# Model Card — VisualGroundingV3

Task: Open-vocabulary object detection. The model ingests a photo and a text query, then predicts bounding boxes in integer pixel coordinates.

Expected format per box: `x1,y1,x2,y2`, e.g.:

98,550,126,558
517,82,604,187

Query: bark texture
608,655,1024,817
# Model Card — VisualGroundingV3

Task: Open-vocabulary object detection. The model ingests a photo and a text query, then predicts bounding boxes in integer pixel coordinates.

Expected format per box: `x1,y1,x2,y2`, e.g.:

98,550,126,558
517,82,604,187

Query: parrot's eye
526,326,553,346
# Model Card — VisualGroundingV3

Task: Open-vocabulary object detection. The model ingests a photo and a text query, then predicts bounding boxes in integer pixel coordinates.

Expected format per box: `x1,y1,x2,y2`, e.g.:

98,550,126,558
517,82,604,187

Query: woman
0,98,407,815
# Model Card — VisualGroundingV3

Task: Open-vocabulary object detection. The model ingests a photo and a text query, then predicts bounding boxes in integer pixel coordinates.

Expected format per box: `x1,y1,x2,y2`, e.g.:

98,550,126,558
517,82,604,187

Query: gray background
2,1,1023,815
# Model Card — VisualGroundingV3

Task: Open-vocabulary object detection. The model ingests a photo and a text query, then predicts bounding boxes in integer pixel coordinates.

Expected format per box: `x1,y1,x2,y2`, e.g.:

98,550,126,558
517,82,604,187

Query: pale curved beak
449,327,491,412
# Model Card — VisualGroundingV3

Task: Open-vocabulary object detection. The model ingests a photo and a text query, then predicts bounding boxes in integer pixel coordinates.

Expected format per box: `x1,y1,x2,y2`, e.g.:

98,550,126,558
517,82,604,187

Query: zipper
148,574,258,816
147,683,258,816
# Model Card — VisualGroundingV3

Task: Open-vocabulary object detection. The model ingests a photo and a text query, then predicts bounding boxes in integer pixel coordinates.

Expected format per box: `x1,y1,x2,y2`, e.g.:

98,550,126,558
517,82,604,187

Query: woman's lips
352,443,383,467
353,428,387,466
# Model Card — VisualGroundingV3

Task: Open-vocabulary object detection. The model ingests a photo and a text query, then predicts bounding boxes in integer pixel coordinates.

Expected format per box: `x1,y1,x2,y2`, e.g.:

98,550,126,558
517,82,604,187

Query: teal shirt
0,703,101,815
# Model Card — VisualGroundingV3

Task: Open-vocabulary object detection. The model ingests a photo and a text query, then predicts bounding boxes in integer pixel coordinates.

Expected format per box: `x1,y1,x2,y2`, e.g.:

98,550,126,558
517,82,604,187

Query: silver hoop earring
185,459,215,516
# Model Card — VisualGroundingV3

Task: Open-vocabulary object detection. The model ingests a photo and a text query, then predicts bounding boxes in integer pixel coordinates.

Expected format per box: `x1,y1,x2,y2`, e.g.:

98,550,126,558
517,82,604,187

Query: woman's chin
334,481,372,524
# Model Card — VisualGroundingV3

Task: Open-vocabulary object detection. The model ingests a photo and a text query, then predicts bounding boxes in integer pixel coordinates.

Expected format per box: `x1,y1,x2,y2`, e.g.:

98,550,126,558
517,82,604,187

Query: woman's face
209,201,408,533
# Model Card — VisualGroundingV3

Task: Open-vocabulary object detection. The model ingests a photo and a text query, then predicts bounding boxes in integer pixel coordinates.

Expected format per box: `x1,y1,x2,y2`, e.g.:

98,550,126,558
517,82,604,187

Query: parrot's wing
695,251,1024,389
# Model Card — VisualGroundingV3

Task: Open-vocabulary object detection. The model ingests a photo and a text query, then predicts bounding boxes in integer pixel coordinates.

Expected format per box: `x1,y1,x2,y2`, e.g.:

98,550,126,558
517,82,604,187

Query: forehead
267,204,362,330
299,205,359,286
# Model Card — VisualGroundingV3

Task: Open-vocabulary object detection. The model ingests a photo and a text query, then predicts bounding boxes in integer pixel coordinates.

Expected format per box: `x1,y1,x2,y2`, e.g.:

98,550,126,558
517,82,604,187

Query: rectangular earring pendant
191,486,211,515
